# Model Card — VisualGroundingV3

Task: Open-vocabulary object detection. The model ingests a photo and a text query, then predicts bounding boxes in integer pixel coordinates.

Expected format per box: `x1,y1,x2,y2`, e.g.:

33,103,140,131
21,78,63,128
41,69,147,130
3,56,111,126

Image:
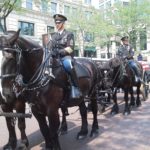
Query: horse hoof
77,131,88,140
129,103,136,107
136,102,141,107
123,111,130,116
77,134,87,140
59,126,68,136
90,129,99,137
3,144,15,150
3,143,16,150
17,143,28,150
111,111,118,115
60,130,68,135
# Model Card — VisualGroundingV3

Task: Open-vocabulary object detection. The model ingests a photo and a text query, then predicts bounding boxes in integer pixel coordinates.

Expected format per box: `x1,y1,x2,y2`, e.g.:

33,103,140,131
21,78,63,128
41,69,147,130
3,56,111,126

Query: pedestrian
137,53,143,61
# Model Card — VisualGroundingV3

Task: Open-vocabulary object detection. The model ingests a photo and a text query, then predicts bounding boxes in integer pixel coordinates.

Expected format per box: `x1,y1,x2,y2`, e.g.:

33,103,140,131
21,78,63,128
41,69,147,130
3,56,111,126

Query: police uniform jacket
116,44,134,59
48,29,74,58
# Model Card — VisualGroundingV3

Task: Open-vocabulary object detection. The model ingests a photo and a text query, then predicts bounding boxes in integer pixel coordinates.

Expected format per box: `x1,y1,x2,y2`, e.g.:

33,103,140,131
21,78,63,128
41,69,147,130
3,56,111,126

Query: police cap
53,14,67,22
121,36,129,41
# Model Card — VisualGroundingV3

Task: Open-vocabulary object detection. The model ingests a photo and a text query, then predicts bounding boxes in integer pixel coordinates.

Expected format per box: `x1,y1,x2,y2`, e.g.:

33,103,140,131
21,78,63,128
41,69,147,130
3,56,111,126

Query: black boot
44,56,55,79
69,68,82,99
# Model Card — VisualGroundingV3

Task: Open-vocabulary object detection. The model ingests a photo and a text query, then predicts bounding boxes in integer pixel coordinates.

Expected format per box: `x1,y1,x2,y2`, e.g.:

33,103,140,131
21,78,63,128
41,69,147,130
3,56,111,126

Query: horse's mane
17,36,42,49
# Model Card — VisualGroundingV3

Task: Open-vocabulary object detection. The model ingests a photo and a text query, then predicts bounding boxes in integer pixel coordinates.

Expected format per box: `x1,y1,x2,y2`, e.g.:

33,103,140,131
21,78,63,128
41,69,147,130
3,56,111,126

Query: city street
0,94,150,150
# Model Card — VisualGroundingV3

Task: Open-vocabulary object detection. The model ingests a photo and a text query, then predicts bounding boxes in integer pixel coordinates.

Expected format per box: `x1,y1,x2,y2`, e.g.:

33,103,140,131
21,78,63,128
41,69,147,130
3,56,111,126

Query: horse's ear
8,29,21,46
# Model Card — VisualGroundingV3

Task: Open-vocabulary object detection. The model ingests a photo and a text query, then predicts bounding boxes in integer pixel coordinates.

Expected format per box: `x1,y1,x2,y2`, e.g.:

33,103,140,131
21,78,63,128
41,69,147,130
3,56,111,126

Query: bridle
0,43,21,79
14,44,52,93
0,38,52,96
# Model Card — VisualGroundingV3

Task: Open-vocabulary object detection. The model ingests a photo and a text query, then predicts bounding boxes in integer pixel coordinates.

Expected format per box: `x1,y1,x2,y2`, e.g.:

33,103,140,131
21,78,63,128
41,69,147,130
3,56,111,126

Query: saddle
74,61,91,78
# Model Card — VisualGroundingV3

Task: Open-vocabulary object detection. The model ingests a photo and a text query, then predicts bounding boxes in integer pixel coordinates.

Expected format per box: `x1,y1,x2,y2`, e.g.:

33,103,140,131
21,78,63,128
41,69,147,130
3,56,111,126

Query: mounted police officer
116,36,141,83
47,14,82,99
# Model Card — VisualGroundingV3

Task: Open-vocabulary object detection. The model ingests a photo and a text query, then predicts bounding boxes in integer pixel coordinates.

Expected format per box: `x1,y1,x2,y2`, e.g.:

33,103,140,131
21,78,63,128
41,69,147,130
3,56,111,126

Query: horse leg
47,108,61,150
1,104,17,150
77,100,88,140
90,94,99,137
111,88,119,115
124,88,131,115
32,106,53,149
16,101,29,149
136,85,142,107
129,87,136,107
59,107,68,135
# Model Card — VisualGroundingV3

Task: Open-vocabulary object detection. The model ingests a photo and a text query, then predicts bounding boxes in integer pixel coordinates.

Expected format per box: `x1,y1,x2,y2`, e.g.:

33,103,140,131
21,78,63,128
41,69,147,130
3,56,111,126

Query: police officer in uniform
47,14,82,99
116,36,141,83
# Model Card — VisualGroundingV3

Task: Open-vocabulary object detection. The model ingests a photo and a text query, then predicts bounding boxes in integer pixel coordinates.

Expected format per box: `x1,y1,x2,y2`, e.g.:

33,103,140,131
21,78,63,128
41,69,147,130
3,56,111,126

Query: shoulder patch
70,39,74,45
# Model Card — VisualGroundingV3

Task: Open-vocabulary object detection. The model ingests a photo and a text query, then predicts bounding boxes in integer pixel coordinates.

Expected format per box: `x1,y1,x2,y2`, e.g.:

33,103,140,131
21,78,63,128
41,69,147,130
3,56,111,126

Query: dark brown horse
6,30,99,150
107,57,143,115
0,31,29,150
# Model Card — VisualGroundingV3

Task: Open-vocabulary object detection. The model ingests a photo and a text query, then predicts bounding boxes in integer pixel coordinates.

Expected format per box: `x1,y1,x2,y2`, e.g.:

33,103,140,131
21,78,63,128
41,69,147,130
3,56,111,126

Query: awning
84,46,96,52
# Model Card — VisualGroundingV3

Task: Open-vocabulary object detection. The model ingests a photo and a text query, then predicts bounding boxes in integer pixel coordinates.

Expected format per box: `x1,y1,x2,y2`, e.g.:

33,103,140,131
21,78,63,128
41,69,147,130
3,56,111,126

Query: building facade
1,0,97,57
2,0,149,60
98,0,150,61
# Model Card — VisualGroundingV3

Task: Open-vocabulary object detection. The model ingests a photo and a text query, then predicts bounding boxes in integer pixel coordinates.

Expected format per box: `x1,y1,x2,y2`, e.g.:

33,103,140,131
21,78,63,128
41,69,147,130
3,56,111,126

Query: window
41,0,48,12
72,7,77,15
47,26,54,34
107,53,112,58
19,21,34,36
0,19,4,32
84,51,96,57
101,53,106,58
123,2,129,6
106,1,111,8
85,11,92,20
26,0,32,10
84,0,91,5
64,5,70,16
99,4,104,10
50,2,57,16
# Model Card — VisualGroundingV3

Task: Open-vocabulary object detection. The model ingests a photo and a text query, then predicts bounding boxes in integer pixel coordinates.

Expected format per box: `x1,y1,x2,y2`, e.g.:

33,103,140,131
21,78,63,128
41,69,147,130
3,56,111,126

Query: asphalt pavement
0,94,150,150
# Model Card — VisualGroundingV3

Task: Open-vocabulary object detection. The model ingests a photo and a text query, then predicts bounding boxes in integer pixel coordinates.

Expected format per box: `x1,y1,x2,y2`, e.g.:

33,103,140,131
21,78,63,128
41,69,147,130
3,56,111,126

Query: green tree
68,5,117,57
0,0,21,32
0,0,49,33
68,5,95,56
111,0,150,50
91,10,117,58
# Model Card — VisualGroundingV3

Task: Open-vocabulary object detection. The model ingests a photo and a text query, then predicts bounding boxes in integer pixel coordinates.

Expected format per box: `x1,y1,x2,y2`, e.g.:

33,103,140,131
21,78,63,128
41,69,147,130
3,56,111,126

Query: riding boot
69,68,82,99
44,57,55,79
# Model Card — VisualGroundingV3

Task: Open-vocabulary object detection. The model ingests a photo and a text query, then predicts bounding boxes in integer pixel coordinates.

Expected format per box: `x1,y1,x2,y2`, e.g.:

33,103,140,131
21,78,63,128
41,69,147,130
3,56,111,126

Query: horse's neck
17,36,40,50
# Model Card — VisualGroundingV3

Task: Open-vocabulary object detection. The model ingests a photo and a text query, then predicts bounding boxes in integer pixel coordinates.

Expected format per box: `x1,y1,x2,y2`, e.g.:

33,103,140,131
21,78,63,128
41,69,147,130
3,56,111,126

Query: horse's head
109,57,121,68
0,29,20,59
11,33,45,97
106,57,122,83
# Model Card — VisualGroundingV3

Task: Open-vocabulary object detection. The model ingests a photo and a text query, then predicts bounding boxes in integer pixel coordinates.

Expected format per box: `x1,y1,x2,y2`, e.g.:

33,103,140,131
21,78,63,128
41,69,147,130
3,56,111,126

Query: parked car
138,60,150,97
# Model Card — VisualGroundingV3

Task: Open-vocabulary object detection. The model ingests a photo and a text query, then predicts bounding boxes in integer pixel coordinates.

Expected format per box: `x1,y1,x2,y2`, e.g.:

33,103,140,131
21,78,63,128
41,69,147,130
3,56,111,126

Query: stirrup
45,70,55,79
135,76,141,83
70,86,82,99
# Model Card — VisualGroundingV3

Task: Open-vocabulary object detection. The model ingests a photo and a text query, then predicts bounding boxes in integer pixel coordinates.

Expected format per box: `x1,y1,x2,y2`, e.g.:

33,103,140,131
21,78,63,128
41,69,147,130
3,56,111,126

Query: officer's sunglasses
55,21,63,24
